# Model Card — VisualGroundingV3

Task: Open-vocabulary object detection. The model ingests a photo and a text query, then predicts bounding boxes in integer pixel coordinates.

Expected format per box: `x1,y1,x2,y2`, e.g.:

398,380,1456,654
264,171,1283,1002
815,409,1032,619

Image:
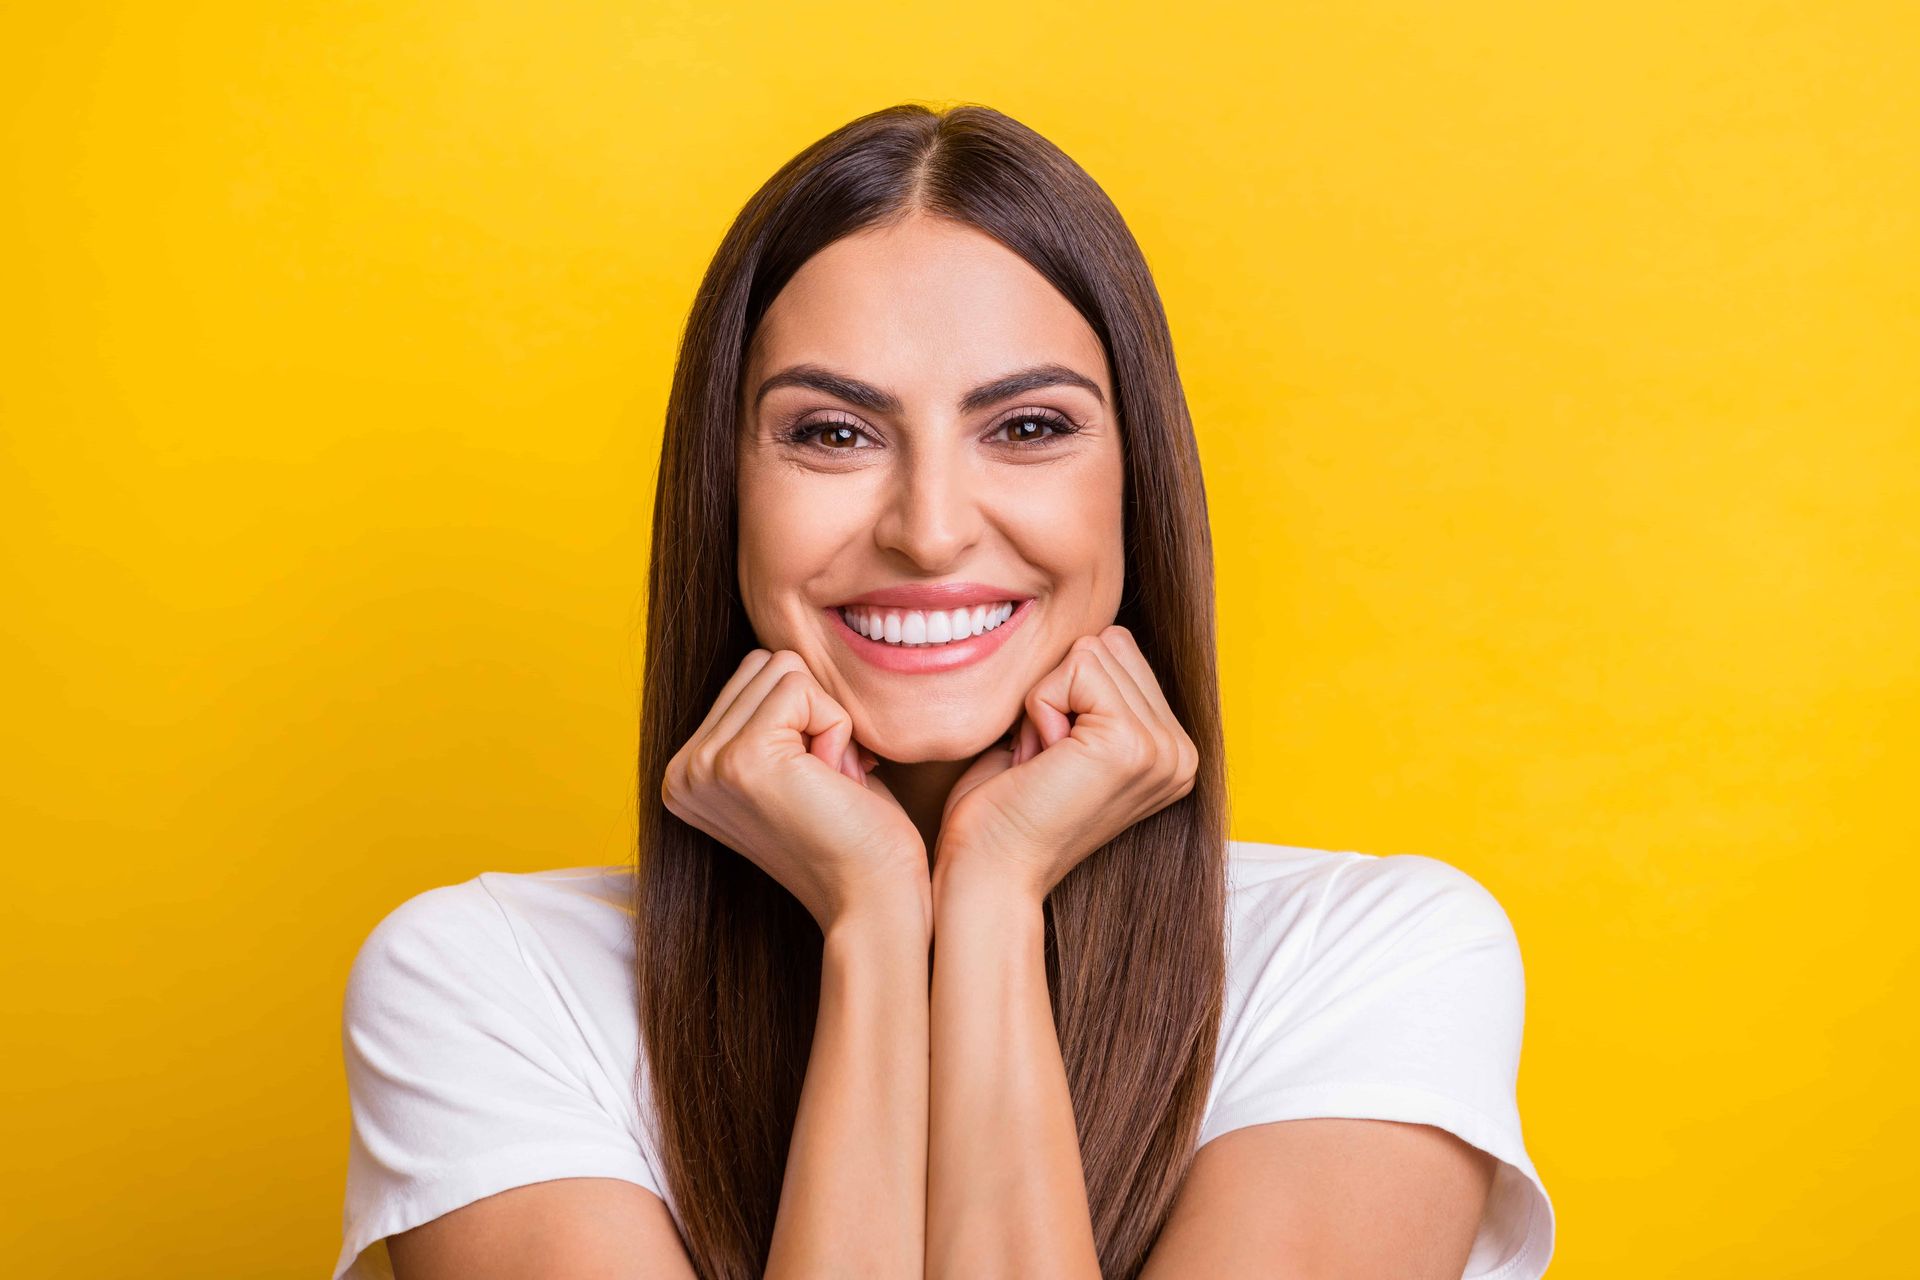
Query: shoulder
347,882,503,982
1312,849,1520,975
1227,839,1514,926
1224,841,1520,985
1203,842,1553,1276
344,878,513,1021
336,865,665,1280
341,864,643,1102
1213,840,1532,1112
347,865,633,1007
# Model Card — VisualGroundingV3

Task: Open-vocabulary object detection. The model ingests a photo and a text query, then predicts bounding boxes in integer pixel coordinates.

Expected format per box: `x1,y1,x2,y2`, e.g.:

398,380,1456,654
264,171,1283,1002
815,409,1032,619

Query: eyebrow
751,361,1106,416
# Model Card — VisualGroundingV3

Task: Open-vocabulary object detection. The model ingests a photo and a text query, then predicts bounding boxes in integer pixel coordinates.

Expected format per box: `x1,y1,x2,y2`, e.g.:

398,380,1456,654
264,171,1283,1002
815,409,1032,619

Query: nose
870,438,983,572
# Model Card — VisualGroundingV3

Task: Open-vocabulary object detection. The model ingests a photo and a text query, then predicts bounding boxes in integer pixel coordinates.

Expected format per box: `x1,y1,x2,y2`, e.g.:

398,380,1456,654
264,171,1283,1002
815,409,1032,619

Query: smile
824,598,1035,674
839,601,1016,646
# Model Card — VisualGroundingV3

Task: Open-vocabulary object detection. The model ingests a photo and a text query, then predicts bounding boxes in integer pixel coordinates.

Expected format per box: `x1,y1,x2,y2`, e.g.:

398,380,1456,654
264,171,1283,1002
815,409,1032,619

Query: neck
872,756,974,868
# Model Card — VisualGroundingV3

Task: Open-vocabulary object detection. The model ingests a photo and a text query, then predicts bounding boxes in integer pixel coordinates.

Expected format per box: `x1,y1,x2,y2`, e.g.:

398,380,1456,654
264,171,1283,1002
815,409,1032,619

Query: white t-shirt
334,841,1556,1279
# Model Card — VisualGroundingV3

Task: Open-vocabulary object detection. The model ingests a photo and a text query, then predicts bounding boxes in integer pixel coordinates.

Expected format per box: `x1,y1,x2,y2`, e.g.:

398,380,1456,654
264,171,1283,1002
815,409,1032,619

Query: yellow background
3,3,1914,1275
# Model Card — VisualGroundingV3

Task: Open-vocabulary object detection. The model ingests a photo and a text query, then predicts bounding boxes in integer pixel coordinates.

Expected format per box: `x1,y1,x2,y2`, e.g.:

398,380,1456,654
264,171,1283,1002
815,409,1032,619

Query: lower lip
825,599,1035,674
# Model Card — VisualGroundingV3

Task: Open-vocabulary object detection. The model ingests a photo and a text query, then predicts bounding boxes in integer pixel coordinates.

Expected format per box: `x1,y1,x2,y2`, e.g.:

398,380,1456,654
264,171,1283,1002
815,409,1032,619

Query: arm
1136,1118,1495,1278
920,866,1496,1280
924,627,1195,1280
766,883,933,1280
385,651,934,1279
392,883,932,1280
925,862,1101,1280
388,1179,696,1280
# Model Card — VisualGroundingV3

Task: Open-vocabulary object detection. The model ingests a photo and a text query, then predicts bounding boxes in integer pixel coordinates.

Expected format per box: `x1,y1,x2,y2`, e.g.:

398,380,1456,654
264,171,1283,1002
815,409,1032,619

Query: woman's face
736,212,1126,764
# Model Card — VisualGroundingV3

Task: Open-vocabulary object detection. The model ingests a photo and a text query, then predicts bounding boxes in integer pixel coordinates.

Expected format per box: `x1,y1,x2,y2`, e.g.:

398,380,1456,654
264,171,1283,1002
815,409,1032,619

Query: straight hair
633,101,1229,1279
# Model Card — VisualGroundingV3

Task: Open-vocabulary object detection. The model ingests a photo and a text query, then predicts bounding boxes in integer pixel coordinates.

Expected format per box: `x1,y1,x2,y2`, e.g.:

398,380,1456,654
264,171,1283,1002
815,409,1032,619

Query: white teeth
842,601,1018,647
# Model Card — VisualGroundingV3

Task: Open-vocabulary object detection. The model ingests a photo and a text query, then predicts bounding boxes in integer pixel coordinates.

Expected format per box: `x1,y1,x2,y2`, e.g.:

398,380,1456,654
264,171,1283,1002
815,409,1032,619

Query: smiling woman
334,101,1553,1280
735,212,1128,778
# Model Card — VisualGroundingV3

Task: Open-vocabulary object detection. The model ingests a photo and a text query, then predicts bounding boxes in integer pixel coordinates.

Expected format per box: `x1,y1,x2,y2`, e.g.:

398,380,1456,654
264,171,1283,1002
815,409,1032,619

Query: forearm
765,888,932,1280
925,864,1101,1280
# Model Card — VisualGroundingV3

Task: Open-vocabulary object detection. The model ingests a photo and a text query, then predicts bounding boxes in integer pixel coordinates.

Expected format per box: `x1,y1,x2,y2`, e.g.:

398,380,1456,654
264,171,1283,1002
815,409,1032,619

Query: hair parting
634,100,1229,1279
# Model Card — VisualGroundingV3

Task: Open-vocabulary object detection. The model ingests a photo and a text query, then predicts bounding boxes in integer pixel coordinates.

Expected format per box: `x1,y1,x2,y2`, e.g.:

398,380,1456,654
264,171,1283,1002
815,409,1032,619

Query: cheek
735,466,864,634
735,471,802,633
1001,461,1126,627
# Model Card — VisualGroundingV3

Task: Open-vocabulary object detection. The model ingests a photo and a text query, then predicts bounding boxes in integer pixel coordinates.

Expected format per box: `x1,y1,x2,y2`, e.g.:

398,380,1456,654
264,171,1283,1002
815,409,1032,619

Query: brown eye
992,409,1080,445
782,419,875,450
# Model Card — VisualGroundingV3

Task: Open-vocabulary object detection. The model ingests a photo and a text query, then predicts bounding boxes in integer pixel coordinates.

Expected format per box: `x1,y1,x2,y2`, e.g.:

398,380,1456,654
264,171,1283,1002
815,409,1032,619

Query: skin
732,210,1133,864
388,210,1494,1278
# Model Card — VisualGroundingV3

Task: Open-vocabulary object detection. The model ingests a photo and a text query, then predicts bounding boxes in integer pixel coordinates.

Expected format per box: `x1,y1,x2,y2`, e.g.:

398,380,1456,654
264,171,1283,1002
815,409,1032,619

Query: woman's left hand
935,624,1199,903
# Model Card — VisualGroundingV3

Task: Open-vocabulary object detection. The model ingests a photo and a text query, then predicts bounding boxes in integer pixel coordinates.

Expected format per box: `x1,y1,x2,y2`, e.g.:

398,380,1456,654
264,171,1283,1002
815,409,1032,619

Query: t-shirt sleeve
1201,853,1556,1280
333,879,665,1280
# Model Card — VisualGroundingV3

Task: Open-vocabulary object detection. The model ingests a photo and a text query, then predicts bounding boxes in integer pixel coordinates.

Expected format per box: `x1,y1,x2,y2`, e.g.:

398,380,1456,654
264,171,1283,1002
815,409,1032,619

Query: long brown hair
633,101,1228,1279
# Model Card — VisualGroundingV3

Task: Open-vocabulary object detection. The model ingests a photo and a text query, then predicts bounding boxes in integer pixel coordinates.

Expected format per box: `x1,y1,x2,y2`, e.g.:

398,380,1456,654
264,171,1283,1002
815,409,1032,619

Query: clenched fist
662,649,929,934
935,625,1199,905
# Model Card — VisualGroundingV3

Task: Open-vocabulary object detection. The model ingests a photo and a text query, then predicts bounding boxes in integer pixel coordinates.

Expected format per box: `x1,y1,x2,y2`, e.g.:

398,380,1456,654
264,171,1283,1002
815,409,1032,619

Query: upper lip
832,581,1032,609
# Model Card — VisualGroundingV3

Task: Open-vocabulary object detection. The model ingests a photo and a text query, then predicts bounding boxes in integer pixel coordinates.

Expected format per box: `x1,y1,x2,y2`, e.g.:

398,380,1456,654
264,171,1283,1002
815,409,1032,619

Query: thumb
943,736,1017,821
837,740,865,783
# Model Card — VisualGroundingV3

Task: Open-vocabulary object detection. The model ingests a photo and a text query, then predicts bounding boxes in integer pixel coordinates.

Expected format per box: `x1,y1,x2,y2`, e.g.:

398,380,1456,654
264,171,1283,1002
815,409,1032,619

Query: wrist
823,873,933,947
931,850,1045,921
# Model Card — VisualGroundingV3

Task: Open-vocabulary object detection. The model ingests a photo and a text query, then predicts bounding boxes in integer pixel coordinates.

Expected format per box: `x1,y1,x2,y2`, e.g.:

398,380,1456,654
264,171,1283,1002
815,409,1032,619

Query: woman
335,103,1555,1280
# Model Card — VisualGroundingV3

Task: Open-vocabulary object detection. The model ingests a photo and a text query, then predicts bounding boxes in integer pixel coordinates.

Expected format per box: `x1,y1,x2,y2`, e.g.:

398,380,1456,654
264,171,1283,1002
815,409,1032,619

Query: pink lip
825,597,1036,674
834,581,1031,610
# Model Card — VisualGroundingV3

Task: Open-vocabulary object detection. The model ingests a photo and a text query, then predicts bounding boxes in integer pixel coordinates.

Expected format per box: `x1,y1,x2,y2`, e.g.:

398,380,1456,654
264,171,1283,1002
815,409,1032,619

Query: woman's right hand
661,648,928,935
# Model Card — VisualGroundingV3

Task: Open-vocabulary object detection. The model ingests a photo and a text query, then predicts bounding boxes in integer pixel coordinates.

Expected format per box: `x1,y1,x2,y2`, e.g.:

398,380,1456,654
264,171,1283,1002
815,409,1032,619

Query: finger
944,737,1016,814
740,667,855,778
1079,633,1163,740
1098,626,1180,732
1014,715,1042,765
705,650,810,749
691,648,776,744
1025,641,1130,749
838,738,871,784
1098,627,1196,792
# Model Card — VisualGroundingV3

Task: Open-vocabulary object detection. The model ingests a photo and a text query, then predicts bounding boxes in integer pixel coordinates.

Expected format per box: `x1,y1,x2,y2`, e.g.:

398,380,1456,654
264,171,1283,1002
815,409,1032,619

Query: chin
855,710,1011,765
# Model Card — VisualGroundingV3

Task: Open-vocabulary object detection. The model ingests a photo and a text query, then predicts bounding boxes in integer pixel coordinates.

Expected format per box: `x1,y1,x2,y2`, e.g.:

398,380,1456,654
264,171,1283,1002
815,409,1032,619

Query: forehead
746,216,1110,399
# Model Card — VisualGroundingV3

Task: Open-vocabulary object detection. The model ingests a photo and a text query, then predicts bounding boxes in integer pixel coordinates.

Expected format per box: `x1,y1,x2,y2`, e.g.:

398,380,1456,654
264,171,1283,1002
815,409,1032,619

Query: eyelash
777,408,1083,452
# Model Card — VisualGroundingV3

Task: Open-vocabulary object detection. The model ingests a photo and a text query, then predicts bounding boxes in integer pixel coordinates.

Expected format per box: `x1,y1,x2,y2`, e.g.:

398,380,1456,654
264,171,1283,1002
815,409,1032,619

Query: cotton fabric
333,840,1555,1279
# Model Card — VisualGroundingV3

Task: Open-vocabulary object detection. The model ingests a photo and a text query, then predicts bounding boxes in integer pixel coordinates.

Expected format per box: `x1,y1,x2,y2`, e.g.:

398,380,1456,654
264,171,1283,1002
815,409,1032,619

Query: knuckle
686,743,718,783
711,742,749,788
769,667,819,709
1120,733,1158,775
1149,728,1176,765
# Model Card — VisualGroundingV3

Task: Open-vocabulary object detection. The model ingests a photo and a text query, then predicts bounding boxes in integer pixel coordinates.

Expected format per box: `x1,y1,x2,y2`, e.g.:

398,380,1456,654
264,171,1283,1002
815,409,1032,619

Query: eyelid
773,403,1083,452
776,409,883,450
985,405,1083,442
